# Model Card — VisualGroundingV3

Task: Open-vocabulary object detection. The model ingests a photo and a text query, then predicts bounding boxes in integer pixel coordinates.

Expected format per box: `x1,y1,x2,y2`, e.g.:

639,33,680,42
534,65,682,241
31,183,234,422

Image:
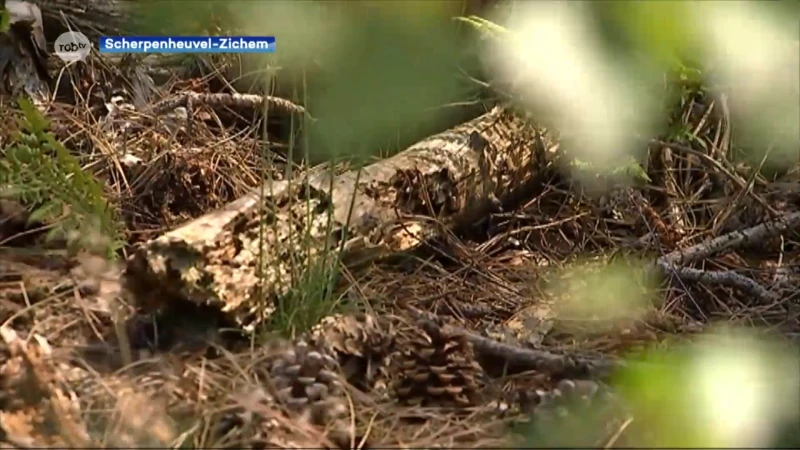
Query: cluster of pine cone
213,312,617,448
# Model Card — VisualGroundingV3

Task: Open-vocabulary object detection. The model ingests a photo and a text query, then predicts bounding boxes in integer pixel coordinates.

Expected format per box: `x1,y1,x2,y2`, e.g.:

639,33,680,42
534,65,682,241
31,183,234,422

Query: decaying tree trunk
124,106,563,330
32,0,134,41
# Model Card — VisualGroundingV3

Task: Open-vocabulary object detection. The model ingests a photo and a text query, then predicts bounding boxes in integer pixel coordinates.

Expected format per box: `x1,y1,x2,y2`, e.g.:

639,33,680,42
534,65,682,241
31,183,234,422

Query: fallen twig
654,211,800,303
150,91,310,117
459,326,623,379
663,265,775,303
406,306,625,379
659,211,800,266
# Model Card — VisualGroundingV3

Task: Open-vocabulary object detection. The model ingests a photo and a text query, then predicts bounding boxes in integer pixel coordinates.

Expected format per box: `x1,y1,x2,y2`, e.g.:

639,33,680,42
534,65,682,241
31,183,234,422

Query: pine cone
266,340,347,427
525,378,625,425
518,379,626,447
392,320,485,407
213,387,337,450
525,379,600,416
308,313,394,391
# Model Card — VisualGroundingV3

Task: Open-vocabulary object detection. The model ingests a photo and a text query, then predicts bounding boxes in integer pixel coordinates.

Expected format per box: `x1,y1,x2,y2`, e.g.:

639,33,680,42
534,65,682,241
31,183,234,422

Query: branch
660,265,776,303
654,212,800,303
659,212,800,266
150,91,310,118
408,307,628,380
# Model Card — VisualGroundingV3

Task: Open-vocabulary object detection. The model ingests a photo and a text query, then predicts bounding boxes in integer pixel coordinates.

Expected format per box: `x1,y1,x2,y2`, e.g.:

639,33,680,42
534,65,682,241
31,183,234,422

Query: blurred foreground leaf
128,0,233,35
548,258,653,330
593,1,701,65
614,328,800,447
0,8,10,33
306,5,474,161
136,1,477,163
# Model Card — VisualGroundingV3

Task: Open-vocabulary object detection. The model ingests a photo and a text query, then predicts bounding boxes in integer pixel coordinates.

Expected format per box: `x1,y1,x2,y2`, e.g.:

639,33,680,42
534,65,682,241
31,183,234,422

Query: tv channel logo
54,31,91,62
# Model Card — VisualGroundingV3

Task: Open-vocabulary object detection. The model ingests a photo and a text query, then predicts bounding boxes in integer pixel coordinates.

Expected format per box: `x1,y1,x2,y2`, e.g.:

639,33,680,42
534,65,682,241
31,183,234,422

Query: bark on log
32,0,134,41
1,1,50,101
123,106,562,330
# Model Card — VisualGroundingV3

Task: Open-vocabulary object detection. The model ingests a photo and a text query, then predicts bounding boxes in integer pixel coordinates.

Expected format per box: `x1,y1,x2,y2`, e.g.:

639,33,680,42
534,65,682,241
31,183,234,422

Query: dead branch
664,266,776,303
407,308,645,381
459,326,622,379
1,1,50,102
150,91,310,118
659,211,800,266
654,212,800,303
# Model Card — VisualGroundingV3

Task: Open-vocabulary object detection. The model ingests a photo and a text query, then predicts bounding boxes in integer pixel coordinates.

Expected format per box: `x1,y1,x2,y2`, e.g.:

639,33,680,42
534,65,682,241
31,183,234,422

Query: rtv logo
54,31,91,63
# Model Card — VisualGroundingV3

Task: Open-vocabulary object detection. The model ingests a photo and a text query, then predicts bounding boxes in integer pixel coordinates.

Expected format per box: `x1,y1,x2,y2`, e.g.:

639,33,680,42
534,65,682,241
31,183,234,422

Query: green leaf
44,226,65,243
27,201,59,224
612,158,652,183
1,105,124,258
7,145,35,164
16,98,50,135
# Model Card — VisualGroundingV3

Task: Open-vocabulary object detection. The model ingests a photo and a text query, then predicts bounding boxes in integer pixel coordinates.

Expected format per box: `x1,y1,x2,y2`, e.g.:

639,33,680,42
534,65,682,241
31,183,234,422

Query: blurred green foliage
0,99,123,257
132,0,480,163
591,1,702,67
304,10,473,161
0,8,10,33
614,330,800,448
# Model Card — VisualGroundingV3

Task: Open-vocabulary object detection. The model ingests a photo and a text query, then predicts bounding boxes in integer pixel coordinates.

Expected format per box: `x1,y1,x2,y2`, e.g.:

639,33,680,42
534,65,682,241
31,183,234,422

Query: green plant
0,99,123,258
259,74,351,339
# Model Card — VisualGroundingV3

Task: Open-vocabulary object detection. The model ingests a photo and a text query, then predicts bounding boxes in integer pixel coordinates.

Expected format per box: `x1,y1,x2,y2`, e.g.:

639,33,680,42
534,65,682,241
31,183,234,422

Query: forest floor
1,48,799,449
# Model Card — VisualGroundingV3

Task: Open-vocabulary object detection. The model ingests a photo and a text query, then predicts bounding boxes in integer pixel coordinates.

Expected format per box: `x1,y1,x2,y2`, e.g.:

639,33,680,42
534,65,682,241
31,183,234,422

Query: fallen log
1,1,50,100
1,0,145,103
124,106,562,330
31,0,135,41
